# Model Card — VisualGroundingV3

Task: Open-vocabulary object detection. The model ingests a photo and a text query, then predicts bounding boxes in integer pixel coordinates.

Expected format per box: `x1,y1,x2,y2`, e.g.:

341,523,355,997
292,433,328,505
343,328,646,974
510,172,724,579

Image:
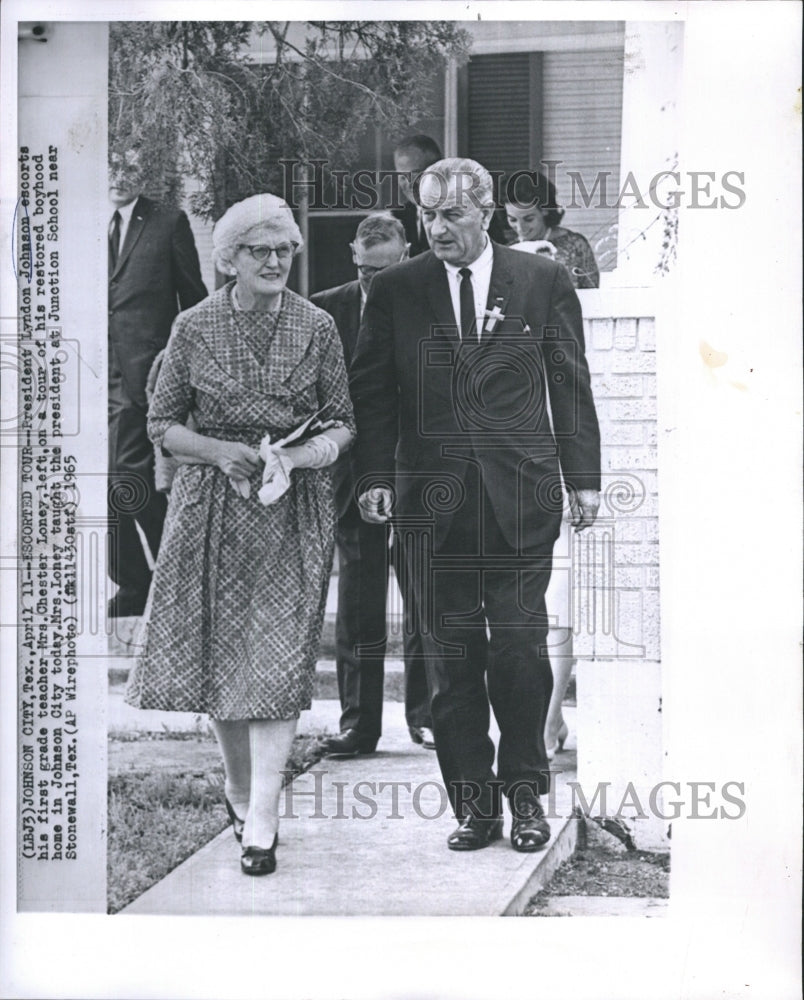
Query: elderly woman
504,171,600,289
126,194,354,876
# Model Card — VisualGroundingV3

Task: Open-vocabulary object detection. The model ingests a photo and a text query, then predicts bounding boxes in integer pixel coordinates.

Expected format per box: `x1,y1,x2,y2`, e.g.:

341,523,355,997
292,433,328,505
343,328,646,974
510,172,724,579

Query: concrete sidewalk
118,694,579,917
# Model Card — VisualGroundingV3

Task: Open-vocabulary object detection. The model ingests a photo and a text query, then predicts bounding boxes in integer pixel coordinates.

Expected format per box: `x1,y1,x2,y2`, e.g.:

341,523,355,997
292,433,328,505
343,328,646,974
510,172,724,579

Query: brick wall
569,304,660,662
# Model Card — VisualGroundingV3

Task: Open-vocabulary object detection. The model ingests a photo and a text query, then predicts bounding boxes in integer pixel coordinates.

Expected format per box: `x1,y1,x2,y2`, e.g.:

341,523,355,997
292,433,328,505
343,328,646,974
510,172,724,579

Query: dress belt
197,426,289,446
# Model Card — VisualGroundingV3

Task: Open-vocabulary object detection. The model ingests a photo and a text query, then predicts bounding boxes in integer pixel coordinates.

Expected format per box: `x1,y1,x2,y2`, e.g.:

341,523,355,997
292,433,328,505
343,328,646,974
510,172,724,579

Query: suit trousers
108,355,167,602
409,467,555,819
335,505,431,744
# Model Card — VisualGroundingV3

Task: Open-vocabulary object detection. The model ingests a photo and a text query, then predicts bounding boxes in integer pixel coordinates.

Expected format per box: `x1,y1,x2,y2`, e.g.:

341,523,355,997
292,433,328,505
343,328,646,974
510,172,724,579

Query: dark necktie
109,210,121,269
458,267,475,340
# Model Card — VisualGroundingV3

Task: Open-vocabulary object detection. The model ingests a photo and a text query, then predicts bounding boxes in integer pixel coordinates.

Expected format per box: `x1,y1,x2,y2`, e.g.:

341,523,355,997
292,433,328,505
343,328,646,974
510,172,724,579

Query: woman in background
126,194,354,876
505,171,600,289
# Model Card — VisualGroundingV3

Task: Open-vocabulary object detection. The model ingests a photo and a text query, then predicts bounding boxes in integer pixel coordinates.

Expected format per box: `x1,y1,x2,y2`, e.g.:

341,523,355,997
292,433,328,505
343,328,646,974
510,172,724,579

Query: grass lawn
107,729,325,914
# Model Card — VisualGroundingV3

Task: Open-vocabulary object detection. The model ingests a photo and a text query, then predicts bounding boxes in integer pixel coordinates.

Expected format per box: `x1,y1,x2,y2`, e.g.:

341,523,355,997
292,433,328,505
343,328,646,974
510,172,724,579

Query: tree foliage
109,21,470,220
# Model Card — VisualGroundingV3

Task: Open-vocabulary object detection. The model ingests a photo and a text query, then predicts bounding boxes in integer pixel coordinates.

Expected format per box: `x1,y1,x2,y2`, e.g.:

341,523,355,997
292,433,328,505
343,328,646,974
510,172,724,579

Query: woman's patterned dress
512,228,600,289
125,283,355,720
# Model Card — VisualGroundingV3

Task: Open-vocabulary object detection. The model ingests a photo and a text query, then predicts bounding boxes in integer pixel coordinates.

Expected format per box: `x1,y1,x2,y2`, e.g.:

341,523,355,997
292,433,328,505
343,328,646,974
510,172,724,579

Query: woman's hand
211,440,260,479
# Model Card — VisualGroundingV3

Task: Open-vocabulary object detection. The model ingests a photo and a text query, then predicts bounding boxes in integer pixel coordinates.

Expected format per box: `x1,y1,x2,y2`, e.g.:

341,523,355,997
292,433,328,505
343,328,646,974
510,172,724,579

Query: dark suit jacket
393,203,430,258
394,202,508,258
108,196,207,410
349,244,601,550
310,280,363,518
311,280,362,366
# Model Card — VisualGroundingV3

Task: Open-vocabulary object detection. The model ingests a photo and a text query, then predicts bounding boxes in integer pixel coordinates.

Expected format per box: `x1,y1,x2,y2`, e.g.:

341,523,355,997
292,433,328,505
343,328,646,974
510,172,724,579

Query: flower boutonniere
483,299,505,334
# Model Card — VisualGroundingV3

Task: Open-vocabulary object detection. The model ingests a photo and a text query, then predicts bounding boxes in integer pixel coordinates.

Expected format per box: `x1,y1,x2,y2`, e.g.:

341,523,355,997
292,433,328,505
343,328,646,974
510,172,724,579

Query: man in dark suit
392,135,443,257
312,214,434,757
393,135,507,257
107,160,207,616
350,158,601,853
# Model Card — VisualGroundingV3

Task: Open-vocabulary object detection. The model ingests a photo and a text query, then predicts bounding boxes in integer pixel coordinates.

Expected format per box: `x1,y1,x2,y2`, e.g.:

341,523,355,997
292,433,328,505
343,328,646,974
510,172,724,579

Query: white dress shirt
442,237,494,340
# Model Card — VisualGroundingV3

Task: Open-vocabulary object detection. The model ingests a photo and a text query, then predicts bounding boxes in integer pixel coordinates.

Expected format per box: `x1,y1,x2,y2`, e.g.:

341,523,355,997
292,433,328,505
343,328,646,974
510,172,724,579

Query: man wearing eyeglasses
108,153,207,618
311,214,434,758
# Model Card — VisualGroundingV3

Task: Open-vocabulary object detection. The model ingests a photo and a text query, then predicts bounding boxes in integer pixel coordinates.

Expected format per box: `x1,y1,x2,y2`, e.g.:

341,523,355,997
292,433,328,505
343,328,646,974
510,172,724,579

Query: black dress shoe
241,836,278,876
107,590,147,618
322,729,377,758
409,726,436,750
509,787,551,852
447,815,504,851
224,797,245,843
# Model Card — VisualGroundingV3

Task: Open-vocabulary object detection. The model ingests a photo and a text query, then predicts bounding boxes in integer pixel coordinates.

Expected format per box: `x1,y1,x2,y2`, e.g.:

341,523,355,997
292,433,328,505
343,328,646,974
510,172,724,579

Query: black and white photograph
1,2,800,998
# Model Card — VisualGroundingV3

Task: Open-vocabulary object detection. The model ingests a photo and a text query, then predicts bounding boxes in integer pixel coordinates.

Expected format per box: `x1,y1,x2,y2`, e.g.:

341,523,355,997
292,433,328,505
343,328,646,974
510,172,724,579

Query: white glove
292,434,340,469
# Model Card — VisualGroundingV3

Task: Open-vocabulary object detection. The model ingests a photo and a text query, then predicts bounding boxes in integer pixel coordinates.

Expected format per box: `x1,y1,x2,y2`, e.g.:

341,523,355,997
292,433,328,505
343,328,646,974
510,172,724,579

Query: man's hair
393,134,443,168
354,212,406,249
419,157,494,211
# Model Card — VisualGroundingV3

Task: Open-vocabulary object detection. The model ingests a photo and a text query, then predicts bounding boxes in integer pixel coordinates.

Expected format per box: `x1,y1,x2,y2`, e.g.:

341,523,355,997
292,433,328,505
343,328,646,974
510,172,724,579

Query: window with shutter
459,47,624,272
543,49,624,272
459,53,542,174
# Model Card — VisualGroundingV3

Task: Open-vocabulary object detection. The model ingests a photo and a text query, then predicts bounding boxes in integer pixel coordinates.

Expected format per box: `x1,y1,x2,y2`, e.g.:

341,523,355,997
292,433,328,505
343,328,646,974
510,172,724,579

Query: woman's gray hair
212,193,304,274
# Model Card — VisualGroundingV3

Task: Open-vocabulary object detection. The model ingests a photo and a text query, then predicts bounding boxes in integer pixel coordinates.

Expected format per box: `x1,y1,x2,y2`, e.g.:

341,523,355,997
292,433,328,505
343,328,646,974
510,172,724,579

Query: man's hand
568,488,600,531
358,487,394,523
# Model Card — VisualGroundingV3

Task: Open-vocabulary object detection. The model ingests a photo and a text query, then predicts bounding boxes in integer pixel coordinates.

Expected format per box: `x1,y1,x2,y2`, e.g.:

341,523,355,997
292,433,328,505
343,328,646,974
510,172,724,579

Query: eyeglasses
352,251,408,278
237,242,298,262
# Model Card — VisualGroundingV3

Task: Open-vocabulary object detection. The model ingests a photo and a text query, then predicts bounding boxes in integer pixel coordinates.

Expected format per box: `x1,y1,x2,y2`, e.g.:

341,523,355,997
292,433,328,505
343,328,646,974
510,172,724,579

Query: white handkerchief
257,434,294,506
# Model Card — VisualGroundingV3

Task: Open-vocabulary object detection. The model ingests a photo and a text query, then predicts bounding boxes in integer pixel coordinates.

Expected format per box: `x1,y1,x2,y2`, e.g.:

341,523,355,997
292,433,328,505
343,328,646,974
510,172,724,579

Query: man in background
107,155,207,617
393,134,506,256
312,213,434,757
392,134,444,257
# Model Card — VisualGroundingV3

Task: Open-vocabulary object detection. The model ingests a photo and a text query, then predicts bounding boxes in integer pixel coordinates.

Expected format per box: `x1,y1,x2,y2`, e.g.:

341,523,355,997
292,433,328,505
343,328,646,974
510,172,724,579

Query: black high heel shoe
241,835,278,876
224,797,245,843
